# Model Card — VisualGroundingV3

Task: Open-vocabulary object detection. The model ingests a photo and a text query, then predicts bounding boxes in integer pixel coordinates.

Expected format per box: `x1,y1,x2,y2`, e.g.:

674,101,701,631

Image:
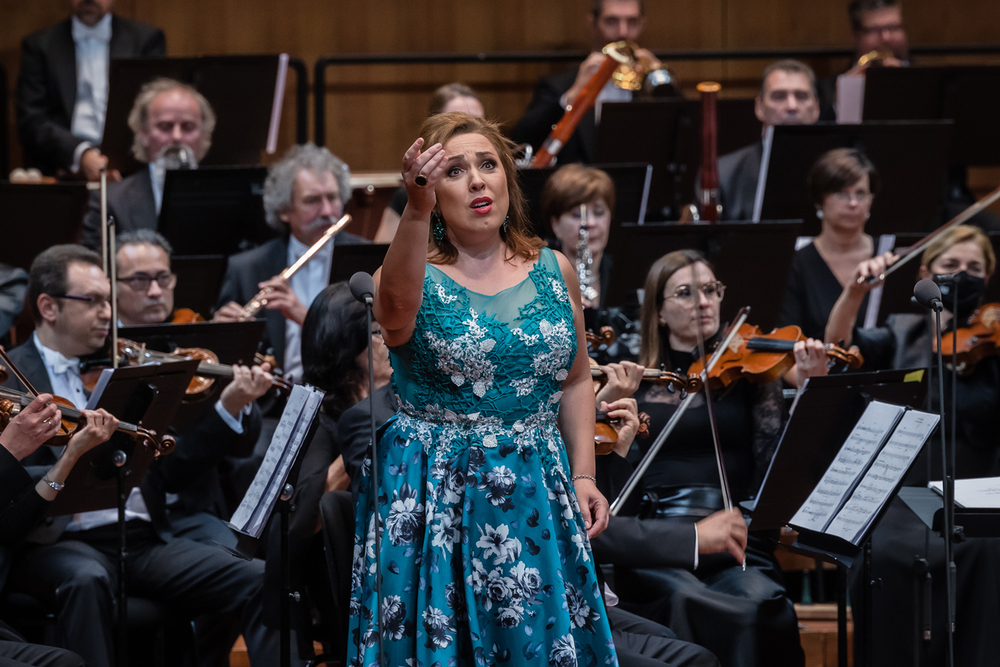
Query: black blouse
779,242,869,341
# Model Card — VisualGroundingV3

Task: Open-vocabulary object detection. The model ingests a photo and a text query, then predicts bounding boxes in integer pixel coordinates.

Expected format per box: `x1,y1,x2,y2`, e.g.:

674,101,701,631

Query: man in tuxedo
80,78,216,250
1,244,287,667
16,0,165,180
214,143,368,384
715,59,820,221
510,0,660,165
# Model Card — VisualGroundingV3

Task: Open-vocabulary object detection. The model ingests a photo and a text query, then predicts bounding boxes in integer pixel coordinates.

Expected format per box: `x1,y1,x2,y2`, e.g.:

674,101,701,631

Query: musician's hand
401,137,446,215
212,302,245,323
257,277,308,325
566,52,609,108
794,338,830,387
80,148,121,183
848,251,897,296
595,361,645,405
69,409,119,455
600,398,639,457
221,364,274,416
325,455,351,494
573,476,610,539
695,508,747,563
633,48,662,75
0,394,62,460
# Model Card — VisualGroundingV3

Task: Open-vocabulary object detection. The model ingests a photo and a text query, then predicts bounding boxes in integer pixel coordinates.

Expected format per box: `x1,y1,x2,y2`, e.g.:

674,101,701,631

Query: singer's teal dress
348,248,617,667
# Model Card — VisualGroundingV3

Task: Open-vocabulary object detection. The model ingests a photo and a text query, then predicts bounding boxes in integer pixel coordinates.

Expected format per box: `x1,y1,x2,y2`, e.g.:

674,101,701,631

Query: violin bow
878,183,1000,282
0,348,41,398
609,306,749,516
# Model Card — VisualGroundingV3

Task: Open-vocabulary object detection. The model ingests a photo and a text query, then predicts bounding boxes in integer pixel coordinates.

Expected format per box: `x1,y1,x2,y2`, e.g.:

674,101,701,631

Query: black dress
848,313,1000,667
778,241,869,341
613,343,804,667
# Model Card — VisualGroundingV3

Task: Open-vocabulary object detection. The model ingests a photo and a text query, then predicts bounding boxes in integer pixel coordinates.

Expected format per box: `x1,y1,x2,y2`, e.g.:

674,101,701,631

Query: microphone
913,278,943,311
350,271,375,306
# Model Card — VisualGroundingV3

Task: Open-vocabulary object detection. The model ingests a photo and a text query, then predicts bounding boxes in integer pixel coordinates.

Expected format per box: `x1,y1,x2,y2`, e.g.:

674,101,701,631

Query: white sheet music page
825,409,938,544
229,384,324,537
790,401,904,532
930,477,1000,509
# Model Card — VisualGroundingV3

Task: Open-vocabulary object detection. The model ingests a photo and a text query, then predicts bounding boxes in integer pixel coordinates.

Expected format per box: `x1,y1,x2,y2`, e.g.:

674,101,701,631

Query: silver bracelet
571,474,597,485
41,477,64,492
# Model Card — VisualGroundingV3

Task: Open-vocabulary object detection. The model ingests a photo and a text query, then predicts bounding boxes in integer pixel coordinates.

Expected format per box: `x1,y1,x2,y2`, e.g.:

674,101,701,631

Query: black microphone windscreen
913,278,943,309
350,271,375,303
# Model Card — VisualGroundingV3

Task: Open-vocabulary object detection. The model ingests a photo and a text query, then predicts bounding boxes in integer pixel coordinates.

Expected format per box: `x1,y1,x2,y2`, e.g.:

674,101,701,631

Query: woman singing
349,113,617,665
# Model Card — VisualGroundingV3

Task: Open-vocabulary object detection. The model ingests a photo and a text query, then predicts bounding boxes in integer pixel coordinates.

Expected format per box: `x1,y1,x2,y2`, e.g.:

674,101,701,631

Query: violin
585,326,656,453
686,321,864,392
83,339,293,399
170,308,206,324
937,302,1000,375
594,409,651,456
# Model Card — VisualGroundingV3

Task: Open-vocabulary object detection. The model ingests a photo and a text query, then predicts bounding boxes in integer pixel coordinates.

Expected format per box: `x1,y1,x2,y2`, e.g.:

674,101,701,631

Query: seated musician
510,0,661,165
0,395,105,667
374,82,486,244
80,77,216,249
604,250,831,667
213,143,368,384
0,264,28,347
16,0,165,180
816,0,910,120
825,224,1000,667
715,60,819,221
779,148,880,340
0,244,286,667
543,163,639,361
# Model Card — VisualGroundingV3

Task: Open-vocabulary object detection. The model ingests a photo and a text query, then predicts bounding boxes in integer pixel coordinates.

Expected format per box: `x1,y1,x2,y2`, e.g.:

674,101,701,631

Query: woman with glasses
779,148,880,341
609,249,828,667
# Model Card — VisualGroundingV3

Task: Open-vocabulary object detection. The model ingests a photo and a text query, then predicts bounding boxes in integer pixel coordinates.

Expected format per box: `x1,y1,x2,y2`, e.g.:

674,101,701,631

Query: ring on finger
414,173,428,187
43,419,52,426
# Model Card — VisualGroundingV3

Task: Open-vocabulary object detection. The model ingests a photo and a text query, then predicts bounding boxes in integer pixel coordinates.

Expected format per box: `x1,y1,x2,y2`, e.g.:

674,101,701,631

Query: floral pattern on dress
348,248,617,667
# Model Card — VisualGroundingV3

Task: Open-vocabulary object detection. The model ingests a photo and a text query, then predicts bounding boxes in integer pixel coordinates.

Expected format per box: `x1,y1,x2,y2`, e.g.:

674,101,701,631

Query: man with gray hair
214,143,367,383
80,77,216,250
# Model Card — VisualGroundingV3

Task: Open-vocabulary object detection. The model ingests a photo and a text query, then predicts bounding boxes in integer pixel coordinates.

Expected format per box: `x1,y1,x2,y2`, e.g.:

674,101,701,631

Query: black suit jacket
0,265,28,337
0,340,260,544
16,16,166,175
717,141,763,222
215,233,370,364
511,67,597,166
80,168,157,249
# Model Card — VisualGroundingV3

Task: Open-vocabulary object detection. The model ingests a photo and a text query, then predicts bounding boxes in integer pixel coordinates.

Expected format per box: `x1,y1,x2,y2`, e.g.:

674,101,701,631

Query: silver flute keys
576,204,598,303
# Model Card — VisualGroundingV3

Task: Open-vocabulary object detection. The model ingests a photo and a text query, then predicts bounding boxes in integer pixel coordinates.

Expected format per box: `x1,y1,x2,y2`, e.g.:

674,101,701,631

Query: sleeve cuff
71,142,93,174
693,523,699,570
214,400,247,434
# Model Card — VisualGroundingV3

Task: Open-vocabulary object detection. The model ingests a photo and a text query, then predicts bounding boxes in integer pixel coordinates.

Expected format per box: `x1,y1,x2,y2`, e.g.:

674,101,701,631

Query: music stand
158,167,273,256
329,244,389,285
0,183,89,269
756,121,953,235
603,220,803,331
171,255,228,317
119,321,267,430
863,66,1000,167
103,55,288,175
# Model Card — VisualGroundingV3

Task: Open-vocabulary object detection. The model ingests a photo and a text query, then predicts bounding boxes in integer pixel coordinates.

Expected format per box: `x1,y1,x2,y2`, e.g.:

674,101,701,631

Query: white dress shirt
282,234,334,383
32,333,153,530
69,14,112,172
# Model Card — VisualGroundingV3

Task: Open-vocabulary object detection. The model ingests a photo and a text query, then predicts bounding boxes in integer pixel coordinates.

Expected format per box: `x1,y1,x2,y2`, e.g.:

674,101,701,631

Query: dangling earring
432,211,446,243
866,211,871,220
816,209,824,219
502,215,509,232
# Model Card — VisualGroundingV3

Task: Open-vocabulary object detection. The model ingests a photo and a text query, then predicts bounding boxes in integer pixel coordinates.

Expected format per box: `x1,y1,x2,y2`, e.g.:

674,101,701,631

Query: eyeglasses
50,293,111,310
830,191,873,204
858,23,904,36
666,280,726,303
118,272,177,292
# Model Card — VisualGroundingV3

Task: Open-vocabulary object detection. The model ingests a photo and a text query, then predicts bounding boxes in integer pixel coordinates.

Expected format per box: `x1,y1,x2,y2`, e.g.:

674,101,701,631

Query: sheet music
790,401,904,532
835,73,866,124
229,384,323,537
930,476,1000,509
751,125,774,222
825,409,938,543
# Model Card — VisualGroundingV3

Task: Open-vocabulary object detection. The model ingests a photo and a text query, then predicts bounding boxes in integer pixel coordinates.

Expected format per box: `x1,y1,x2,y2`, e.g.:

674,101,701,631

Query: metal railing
311,43,1000,146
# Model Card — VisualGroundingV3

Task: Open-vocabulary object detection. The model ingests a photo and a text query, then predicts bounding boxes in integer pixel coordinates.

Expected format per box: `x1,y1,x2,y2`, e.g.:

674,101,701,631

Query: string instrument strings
238,213,352,321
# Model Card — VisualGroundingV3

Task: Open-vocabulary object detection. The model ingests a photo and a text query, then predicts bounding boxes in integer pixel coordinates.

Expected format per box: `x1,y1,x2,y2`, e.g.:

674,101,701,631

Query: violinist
115,229,177,325
213,143,368,384
779,148,880,340
824,223,1000,667
612,250,831,667
1,244,286,667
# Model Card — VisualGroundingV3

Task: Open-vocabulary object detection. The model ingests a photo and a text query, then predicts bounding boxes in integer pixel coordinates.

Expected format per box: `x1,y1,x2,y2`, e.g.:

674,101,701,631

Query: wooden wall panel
2,0,999,173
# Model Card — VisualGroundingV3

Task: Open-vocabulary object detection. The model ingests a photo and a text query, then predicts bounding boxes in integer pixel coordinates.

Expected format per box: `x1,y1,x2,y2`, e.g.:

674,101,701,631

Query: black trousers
0,641,83,667
609,606,720,667
10,521,279,667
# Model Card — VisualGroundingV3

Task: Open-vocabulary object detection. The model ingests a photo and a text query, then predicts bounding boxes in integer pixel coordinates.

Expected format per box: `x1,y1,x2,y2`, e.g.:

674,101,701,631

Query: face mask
934,270,986,320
